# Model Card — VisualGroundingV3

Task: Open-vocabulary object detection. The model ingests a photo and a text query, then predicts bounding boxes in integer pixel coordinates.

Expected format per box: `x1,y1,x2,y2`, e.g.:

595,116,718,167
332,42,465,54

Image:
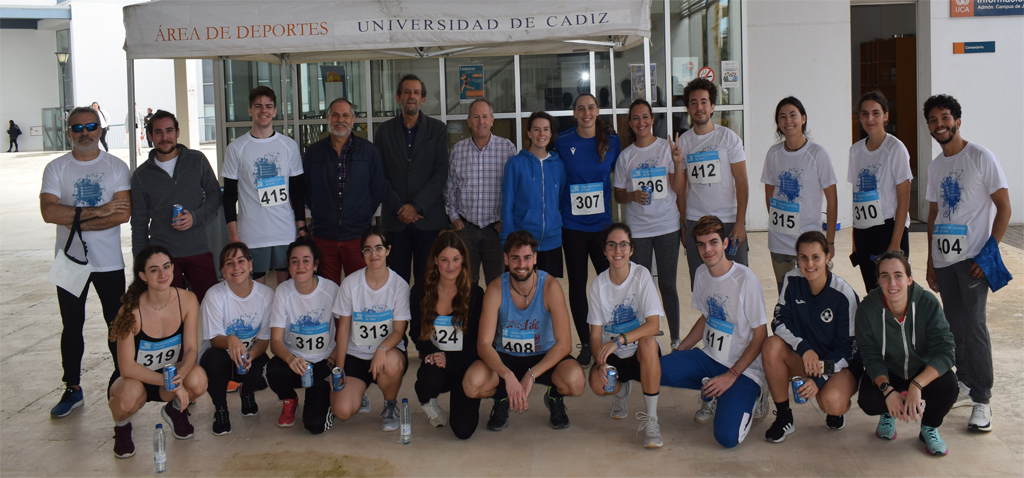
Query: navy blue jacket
771,269,860,368
302,135,384,242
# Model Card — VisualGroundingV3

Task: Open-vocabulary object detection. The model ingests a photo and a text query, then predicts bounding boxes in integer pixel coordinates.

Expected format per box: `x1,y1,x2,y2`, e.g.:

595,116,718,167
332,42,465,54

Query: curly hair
109,246,173,342
923,94,961,121
682,78,718,106
418,231,472,341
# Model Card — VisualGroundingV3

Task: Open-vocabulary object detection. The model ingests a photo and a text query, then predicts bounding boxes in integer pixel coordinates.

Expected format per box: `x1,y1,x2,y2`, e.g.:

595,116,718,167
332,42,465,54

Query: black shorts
344,349,408,386
535,247,564,278
606,346,662,383
144,383,165,403
810,359,864,388
497,352,574,387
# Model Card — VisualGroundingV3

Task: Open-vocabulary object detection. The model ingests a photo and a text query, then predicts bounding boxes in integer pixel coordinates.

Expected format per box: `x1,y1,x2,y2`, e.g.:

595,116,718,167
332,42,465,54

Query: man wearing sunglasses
299,97,384,286
40,106,132,418
130,110,222,303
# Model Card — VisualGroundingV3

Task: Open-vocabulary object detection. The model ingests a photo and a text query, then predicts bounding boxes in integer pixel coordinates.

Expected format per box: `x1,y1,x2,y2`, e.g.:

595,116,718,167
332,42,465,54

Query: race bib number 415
257,176,288,207
631,167,669,199
570,183,605,216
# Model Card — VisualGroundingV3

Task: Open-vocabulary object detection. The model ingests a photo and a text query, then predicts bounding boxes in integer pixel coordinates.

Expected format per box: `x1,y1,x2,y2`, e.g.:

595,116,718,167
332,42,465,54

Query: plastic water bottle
153,424,167,473
400,398,411,445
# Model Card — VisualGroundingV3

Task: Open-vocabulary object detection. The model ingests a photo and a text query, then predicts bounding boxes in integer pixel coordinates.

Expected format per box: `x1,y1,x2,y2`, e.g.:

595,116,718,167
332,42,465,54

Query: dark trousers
852,218,910,292
858,368,958,428
562,228,609,343
266,356,333,434
632,230,682,341
312,236,365,286
7,137,17,152
57,269,124,388
389,224,440,285
171,252,219,304
99,127,109,151
200,349,269,409
935,260,993,403
455,222,504,287
414,360,481,439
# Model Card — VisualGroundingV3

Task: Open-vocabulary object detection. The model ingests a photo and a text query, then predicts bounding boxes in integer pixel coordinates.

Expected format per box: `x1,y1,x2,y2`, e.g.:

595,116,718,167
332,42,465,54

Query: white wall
0,28,60,152
744,0,853,231
919,0,1024,224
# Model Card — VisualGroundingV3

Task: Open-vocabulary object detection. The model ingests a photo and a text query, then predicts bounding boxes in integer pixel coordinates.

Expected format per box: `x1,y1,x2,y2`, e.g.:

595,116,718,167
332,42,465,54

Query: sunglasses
70,123,99,133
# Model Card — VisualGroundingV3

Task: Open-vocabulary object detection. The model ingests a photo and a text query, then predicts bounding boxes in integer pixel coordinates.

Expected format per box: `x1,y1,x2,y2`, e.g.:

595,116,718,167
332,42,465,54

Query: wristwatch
878,382,891,393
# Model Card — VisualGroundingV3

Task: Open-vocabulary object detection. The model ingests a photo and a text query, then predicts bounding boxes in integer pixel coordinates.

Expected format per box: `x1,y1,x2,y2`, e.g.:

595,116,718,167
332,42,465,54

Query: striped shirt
444,134,516,227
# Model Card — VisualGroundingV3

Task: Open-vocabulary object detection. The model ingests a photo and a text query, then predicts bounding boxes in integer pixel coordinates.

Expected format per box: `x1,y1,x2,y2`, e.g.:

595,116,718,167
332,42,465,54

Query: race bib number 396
257,176,288,207
631,167,669,199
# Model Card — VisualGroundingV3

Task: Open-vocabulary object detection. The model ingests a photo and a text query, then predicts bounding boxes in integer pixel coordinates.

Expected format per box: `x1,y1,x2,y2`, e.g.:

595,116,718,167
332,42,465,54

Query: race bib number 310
257,176,288,207
933,224,967,263
570,183,605,216
631,167,669,199
852,190,884,229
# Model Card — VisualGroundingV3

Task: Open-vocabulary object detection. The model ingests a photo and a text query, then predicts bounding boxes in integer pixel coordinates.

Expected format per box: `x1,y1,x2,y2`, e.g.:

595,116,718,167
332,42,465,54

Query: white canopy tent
121,0,652,166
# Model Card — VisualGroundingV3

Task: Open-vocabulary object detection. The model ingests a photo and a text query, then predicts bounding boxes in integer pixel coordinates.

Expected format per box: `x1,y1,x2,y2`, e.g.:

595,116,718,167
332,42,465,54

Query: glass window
670,0,743,106
614,1,666,110
520,53,592,113
595,52,612,109
299,61,367,120
223,60,289,122
445,56,516,115
445,118,516,150
371,59,441,117
297,122,369,151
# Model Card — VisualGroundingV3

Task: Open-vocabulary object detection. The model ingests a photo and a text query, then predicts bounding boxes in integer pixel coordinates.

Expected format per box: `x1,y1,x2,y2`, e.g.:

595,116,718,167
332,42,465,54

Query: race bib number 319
136,335,182,371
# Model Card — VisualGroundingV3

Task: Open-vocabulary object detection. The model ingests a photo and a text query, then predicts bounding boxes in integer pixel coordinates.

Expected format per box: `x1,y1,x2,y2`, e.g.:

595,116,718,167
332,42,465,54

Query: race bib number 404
353,310,393,347
501,328,537,355
852,190,884,229
703,316,734,362
136,335,182,371
290,322,329,352
687,151,723,185
769,198,800,236
632,167,669,199
570,183,605,216
257,176,288,207
431,315,462,352
933,224,968,263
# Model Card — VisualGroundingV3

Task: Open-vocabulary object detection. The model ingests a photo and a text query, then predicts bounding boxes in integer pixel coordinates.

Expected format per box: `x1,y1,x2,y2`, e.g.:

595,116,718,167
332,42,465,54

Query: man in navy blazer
374,74,449,284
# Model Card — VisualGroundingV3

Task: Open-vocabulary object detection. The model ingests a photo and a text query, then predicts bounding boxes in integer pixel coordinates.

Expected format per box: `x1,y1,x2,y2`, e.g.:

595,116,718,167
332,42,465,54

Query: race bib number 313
570,183,605,216
353,310,393,347
257,176,288,207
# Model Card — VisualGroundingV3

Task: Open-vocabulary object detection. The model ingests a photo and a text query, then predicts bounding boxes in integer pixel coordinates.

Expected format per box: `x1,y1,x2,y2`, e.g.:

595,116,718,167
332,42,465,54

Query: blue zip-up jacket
555,127,620,232
771,269,860,368
500,149,565,251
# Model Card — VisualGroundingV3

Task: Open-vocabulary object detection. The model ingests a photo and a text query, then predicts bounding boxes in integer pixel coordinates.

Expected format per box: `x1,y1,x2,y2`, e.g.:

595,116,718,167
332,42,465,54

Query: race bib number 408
501,328,536,355
631,167,669,199
257,176,288,207
570,183,605,216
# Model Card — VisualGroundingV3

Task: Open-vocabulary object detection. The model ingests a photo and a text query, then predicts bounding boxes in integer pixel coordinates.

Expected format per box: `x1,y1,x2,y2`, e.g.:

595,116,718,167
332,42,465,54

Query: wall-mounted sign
458,65,484,104
954,41,996,53
951,0,1023,17
697,66,715,83
30,126,42,136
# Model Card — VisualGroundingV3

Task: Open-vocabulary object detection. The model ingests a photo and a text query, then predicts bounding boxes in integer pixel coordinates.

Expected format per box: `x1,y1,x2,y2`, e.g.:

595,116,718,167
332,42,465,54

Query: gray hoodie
131,144,222,258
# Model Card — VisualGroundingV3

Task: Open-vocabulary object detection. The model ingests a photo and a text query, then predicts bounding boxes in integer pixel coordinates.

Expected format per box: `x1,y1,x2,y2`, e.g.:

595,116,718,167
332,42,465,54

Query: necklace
510,274,536,301
784,138,807,152
147,291,173,311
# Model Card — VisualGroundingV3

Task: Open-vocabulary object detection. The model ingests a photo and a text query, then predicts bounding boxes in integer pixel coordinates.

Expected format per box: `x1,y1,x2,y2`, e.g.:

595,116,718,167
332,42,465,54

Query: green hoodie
855,281,955,381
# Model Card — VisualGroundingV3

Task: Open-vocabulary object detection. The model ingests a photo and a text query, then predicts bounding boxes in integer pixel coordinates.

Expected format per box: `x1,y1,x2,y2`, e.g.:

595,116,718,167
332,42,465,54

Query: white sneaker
670,339,682,351
695,393,717,424
968,402,993,432
609,381,631,419
421,398,448,428
358,393,371,413
753,387,770,421
952,381,972,408
635,412,663,448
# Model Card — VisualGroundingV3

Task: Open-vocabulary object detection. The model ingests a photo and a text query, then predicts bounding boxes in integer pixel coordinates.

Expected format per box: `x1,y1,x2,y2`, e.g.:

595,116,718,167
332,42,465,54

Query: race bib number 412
687,151,722,185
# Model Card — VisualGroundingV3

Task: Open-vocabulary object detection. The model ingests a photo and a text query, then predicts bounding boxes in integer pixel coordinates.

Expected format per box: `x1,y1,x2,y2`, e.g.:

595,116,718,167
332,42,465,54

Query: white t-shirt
222,132,303,248
269,277,339,363
154,156,178,177
925,142,1009,268
333,268,411,361
586,263,664,359
759,141,837,255
691,262,767,384
613,138,680,238
199,280,275,361
40,151,131,272
847,134,913,229
679,125,747,222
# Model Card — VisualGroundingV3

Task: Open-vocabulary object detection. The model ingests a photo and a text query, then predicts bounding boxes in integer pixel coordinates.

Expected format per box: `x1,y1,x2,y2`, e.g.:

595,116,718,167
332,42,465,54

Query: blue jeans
660,349,761,448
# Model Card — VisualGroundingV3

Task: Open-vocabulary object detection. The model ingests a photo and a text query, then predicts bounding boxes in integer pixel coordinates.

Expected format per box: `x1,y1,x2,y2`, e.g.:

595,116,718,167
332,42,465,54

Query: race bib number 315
769,198,800,236
257,176,288,207
570,183,605,216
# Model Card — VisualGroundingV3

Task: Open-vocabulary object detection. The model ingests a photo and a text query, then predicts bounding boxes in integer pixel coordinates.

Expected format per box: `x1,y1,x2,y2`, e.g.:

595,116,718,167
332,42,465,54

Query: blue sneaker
875,413,896,440
50,386,84,418
919,425,948,456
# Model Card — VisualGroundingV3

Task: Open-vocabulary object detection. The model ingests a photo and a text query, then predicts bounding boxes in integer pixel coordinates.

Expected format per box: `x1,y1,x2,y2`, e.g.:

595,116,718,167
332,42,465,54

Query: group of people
40,73,1010,458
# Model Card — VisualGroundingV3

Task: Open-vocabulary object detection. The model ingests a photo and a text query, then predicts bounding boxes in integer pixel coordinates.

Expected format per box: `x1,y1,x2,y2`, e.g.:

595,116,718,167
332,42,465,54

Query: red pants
171,252,218,303
312,236,365,286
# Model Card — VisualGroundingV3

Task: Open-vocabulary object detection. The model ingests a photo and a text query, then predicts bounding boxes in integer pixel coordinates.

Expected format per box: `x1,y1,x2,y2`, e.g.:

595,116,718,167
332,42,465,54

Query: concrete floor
2,149,1022,477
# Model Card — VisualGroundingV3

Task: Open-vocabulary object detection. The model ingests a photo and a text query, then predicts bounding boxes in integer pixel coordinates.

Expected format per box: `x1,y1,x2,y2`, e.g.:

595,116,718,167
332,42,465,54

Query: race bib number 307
257,176,288,207
570,183,605,216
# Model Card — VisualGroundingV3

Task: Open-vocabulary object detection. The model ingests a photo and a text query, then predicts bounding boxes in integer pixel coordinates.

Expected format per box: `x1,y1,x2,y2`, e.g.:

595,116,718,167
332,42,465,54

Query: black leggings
200,349,269,409
858,368,958,428
57,270,124,389
99,127,109,151
852,218,909,292
266,356,333,434
562,228,609,343
414,359,481,439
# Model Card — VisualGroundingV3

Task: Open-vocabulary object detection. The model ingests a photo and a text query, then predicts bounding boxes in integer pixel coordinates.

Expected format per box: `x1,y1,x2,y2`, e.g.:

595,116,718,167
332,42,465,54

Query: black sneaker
826,414,845,430
486,398,510,431
543,387,570,430
161,402,195,439
112,423,135,458
765,410,795,443
576,344,593,367
212,408,231,436
240,392,258,417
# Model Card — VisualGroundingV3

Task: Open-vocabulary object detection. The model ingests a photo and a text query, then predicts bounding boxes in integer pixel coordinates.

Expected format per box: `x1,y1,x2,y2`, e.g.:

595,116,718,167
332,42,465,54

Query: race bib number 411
703,316,734,362
570,183,605,216
257,176,288,207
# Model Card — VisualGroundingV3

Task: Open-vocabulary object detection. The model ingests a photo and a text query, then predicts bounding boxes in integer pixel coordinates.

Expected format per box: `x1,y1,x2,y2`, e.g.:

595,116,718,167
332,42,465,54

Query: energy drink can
301,363,314,388
603,365,618,393
171,204,184,222
163,365,177,391
791,376,807,403
237,353,249,375
331,367,345,392
640,184,653,205
700,377,714,402
726,237,738,256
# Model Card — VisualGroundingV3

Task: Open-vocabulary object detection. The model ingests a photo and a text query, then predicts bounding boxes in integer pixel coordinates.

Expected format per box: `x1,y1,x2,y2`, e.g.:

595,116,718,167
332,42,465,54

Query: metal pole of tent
280,55,288,136
291,60,299,143
127,58,137,171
